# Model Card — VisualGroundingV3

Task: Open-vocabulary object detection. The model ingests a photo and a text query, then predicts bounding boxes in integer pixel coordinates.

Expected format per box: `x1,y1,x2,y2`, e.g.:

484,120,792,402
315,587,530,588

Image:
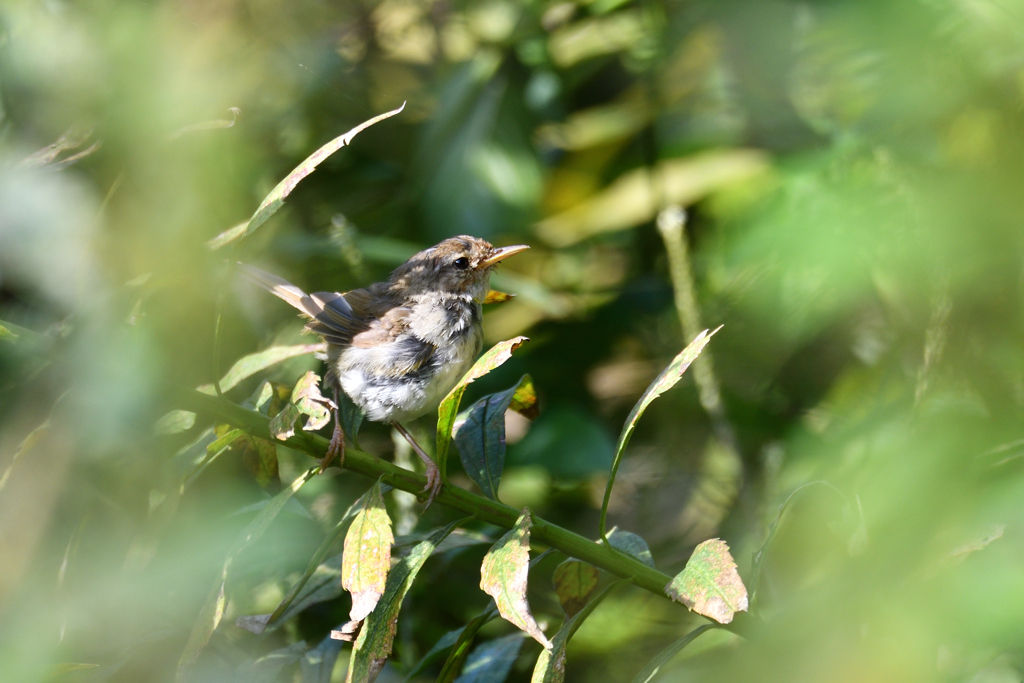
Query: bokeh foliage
3,0,1024,681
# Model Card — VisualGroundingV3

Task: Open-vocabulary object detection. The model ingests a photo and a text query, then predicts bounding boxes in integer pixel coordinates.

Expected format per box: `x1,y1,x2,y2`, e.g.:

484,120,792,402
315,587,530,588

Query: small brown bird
240,236,529,505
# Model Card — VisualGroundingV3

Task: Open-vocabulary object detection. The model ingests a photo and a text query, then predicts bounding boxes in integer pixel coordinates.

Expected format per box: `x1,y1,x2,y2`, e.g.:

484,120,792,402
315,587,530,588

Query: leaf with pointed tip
483,290,515,304
269,486,392,628
665,539,748,624
454,633,525,683
244,104,405,238
600,328,719,537
531,580,624,683
270,371,334,440
629,624,715,683
455,375,532,500
437,337,529,482
480,509,551,648
207,220,248,250
342,479,394,622
552,560,599,617
155,410,196,435
606,529,655,568
198,343,326,395
345,520,463,683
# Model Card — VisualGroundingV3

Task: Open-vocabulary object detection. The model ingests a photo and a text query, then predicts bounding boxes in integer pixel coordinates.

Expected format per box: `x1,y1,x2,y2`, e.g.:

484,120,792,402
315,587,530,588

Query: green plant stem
171,386,679,602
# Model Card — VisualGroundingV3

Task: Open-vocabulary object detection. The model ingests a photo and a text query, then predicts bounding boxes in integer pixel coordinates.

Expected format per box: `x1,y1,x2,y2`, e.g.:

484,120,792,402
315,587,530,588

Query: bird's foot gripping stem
392,422,443,509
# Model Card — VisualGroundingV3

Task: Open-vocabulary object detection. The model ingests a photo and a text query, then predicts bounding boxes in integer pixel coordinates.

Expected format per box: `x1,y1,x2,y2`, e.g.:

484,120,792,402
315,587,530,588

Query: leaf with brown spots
342,479,394,622
479,509,551,649
269,371,335,441
665,539,748,624
344,519,463,682
551,560,599,618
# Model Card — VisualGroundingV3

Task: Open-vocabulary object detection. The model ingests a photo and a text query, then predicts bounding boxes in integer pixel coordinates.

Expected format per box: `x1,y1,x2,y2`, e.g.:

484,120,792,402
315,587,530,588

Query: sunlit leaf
344,519,463,683
454,633,525,683
206,221,248,250
551,559,599,617
600,329,718,537
177,468,316,679
665,539,748,625
479,509,551,648
269,371,334,441
0,323,18,341
535,151,769,246
342,479,394,622
531,580,624,683
243,104,405,238
437,336,530,482
455,375,533,500
154,410,196,435
198,343,326,395
508,376,539,419
269,486,392,628
302,634,343,683
629,624,715,683
606,529,655,569
483,290,515,304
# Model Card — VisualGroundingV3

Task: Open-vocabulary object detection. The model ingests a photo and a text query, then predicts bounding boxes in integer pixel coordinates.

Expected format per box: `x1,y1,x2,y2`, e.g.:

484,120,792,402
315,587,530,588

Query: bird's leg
319,385,345,473
391,422,442,508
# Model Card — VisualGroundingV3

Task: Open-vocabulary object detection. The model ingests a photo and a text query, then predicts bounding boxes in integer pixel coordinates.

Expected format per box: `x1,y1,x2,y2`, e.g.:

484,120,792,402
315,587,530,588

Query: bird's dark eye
453,257,470,270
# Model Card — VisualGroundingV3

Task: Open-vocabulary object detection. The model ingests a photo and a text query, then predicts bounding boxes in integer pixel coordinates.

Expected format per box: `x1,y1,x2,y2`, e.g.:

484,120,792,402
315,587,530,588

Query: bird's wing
239,263,365,346
351,305,437,375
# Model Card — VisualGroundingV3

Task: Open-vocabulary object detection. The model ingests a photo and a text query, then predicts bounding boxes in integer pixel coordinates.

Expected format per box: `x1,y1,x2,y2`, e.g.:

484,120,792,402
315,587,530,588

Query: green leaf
606,529,655,569
269,486,392,628
237,641,308,683
424,604,500,683
269,371,334,441
454,633,525,683
531,580,624,683
437,337,529,483
479,509,552,649
198,343,326,395
664,539,748,625
154,410,196,435
0,323,17,341
629,624,715,683
176,468,316,679
342,479,394,622
243,104,405,238
600,328,718,538
551,559,599,617
344,519,463,683
455,375,533,500
206,220,248,250
241,436,280,489
302,634,343,683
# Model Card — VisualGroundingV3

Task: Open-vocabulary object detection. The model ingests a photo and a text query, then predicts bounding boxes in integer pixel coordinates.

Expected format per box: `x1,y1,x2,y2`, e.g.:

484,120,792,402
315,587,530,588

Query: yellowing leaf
600,329,718,537
479,509,551,649
483,290,515,304
437,337,529,483
551,559,599,618
664,539,748,625
342,479,394,622
269,371,334,441
244,104,405,238
345,520,462,683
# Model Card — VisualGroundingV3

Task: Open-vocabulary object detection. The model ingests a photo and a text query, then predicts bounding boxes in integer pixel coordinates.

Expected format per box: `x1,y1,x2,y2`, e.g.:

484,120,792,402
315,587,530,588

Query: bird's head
389,235,529,302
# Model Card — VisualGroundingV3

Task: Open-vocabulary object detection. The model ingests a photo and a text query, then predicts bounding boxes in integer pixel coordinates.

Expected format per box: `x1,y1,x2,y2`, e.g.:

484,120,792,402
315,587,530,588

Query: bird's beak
480,244,530,268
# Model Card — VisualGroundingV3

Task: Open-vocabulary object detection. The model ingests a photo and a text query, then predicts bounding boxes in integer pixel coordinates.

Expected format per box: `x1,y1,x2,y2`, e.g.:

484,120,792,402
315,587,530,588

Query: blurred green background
3,0,1024,680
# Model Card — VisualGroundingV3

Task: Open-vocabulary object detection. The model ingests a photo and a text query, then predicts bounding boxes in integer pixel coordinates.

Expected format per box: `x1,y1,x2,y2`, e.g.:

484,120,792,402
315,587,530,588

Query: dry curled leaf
269,371,335,441
665,539,748,624
479,509,552,649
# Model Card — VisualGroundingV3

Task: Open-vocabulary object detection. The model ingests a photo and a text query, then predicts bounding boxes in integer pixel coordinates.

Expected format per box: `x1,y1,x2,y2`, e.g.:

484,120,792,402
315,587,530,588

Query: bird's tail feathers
237,263,313,315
